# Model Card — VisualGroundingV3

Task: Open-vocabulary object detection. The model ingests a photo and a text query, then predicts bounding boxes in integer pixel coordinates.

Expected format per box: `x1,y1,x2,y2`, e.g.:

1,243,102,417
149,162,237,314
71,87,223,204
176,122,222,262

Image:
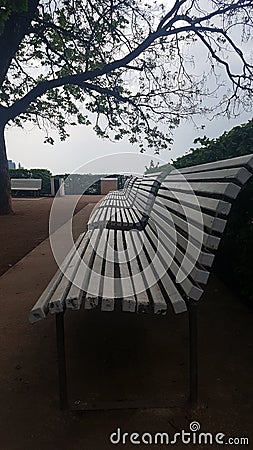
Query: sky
6,111,252,176
4,0,252,176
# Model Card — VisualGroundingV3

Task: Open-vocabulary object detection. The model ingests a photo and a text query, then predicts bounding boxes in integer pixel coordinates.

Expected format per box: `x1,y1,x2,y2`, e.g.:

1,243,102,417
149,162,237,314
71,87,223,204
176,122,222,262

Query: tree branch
5,27,163,121
0,0,40,86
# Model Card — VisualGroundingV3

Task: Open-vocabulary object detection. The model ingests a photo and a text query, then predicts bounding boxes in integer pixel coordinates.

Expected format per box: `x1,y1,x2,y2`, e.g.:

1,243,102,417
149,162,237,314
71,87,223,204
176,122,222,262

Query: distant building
8,160,16,169
8,160,24,169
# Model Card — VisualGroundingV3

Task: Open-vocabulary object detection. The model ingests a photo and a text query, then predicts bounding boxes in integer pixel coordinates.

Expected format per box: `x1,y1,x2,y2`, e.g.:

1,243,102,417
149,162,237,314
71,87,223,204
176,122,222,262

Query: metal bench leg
55,312,69,410
188,300,198,406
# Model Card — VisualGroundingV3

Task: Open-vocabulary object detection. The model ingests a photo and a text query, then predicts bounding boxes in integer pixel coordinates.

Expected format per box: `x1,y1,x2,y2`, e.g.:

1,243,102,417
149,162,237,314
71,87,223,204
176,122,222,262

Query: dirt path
0,196,101,276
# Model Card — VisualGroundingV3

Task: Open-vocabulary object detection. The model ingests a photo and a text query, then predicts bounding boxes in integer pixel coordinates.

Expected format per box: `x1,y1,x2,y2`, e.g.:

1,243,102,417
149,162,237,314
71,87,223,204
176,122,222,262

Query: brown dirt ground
0,197,92,277
0,198,253,450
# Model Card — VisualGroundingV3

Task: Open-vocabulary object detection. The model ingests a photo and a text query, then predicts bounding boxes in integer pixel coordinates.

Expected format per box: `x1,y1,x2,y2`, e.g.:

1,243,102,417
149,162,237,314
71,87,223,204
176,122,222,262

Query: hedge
9,168,52,195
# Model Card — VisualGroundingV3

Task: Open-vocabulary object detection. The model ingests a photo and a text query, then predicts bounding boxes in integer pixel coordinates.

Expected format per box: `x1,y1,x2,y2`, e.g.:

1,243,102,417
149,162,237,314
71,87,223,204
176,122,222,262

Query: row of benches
29,153,253,409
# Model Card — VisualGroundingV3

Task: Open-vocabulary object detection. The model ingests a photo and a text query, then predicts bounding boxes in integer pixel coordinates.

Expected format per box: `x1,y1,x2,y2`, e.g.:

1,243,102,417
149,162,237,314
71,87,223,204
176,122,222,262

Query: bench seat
30,226,188,325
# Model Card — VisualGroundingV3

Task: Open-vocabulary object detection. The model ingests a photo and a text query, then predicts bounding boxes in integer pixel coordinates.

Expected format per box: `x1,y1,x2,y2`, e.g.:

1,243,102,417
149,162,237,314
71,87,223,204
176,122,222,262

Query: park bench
29,154,253,410
88,172,163,230
11,178,42,196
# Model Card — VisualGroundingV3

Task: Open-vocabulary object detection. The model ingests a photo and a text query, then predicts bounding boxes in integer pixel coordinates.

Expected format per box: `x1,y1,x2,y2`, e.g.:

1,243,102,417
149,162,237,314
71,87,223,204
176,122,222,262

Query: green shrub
158,119,253,306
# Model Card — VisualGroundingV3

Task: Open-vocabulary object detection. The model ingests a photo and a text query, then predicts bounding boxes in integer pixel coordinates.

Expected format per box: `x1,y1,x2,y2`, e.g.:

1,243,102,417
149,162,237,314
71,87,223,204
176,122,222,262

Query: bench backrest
122,171,164,211
146,154,253,306
11,178,42,190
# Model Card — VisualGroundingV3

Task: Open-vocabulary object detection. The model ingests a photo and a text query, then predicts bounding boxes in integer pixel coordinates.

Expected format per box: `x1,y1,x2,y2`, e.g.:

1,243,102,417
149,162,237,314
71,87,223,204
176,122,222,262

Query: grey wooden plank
148,211,210,284
129,231,167,314
151,215,215,268
49,231,93,314
100,229,116,311
157,189,231,216
120,207,130,226
135,229,187,313
123,232,150,313
124,208,134,224
118,246,137,312
151,201,221,250
162,181,241,199
88,204,105,226
84,229,104,309
148,213,208,284
144,171,163,178
29,233,86,322
66,231,101,310
153,198,227,233
145,223,203,301
148,283,168,315
167,167,252,184
171,154,253,174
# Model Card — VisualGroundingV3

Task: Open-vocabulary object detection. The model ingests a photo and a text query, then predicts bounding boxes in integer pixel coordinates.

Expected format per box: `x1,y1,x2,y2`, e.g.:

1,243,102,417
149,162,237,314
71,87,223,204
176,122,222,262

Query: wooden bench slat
49,231,92,314
147,215,208,285
172,154,253,174
150,214,215,268
134,228,187,313
123,232,150,313
129,231,168,314
158,189,232,216
147,213,210,284
162,181,241,199
118,237,137,312
84,232,105,303
63,231,98,310
83,229,105,310
100,230,116,311
153,198,227,233
150,203,221,250
145,222,203,301
167,167,252,185
29,233,86,322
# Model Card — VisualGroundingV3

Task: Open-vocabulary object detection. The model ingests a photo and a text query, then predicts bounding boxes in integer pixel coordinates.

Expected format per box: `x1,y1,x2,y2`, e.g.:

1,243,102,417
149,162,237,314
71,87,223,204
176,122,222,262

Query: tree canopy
0,0,253,214
173,118,253,168
1,0,253,150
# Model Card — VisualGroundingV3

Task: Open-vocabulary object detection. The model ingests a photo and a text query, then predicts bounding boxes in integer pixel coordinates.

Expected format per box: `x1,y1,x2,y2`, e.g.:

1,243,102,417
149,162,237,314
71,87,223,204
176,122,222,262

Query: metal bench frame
55,299,198,411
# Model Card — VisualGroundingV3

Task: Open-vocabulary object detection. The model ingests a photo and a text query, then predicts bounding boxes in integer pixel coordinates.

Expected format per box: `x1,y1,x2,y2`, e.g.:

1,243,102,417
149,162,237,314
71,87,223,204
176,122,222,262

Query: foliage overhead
172,118,253,168
157,118,253,307
0,0,27,32
0,0,253,152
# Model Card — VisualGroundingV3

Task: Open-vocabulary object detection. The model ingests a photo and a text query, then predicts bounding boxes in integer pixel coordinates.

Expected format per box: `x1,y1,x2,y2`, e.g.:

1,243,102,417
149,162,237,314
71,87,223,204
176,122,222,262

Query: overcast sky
5,110,252,176
5,0,252,176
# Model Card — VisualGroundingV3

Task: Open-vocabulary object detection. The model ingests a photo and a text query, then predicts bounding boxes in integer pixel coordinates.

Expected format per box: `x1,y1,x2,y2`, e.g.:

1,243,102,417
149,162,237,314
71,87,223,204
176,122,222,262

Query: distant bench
29,154,253,410
11,178,42,196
